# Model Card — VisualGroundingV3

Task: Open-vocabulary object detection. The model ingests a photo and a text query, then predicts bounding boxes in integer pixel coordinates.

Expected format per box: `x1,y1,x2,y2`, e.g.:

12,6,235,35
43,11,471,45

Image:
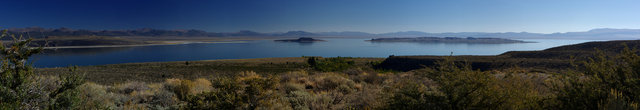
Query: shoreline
42,40,249,49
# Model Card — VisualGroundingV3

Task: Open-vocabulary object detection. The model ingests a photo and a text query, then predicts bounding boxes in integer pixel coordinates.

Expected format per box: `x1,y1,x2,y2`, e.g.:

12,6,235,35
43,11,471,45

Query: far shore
42,40,249,49
33,36,347,49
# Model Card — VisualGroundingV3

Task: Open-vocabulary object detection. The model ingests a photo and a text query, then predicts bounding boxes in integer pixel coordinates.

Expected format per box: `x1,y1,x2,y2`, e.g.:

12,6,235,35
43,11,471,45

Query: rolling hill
376,40,640,72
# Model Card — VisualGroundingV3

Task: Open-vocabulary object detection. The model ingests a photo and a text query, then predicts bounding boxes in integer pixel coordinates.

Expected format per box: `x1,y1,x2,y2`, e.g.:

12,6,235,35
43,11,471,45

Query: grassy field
36,57,385,84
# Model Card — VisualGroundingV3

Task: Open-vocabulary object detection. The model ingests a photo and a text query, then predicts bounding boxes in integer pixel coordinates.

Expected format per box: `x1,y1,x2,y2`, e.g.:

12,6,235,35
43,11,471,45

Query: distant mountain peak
278,31,316,36
587,28,639,33
3,27,639,40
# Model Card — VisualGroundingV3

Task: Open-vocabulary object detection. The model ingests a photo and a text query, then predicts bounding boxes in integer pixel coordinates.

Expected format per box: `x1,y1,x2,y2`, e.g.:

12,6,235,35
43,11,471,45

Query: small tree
386,57,505,110
183,71,280,109
0,29,85,109
307,57,355,72
553,46,640,109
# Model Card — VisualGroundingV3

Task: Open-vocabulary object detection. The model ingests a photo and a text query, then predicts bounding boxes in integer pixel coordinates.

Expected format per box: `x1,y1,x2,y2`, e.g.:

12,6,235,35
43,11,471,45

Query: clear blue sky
1,0,639,33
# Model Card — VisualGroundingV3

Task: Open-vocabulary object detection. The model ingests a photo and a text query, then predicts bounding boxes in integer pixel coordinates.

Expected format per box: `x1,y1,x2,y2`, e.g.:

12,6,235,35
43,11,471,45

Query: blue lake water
31,38,597,68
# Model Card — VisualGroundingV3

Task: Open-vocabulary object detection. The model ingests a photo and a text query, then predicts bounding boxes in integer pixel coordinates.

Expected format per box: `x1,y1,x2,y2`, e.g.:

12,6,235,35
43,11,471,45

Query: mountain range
5,27,640,40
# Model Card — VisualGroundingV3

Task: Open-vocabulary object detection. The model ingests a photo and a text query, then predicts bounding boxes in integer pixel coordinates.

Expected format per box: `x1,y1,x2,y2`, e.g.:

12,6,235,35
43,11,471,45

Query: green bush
553,46,640,109
184,72,282,109
286,90,313,110
598,89,639,110
307,57,355,72
314,75,356,92
384,80,444,110
0,29,85,109
385,57,511,109
75,82,116,109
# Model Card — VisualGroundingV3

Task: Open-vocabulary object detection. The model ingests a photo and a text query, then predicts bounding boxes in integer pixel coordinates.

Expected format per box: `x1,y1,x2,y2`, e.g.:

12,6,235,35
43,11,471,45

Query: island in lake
367,37,534,44
274,37,326,42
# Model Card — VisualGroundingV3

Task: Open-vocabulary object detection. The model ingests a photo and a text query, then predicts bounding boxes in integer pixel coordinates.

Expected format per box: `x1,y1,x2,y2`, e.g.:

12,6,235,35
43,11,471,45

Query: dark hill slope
376,40,640,72
545,40,640,52
501,40,640,59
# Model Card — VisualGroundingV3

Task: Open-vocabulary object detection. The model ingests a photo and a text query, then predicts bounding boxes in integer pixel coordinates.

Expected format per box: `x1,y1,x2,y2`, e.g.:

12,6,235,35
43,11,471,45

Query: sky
1,0,639,34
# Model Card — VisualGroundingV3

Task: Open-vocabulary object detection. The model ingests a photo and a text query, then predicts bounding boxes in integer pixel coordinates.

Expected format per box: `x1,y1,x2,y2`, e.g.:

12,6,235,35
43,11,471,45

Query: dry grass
36,57,384,85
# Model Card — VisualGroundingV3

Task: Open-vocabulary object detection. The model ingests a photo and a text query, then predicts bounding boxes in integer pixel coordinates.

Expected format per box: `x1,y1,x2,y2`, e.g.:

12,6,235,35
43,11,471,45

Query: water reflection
273,41,316,46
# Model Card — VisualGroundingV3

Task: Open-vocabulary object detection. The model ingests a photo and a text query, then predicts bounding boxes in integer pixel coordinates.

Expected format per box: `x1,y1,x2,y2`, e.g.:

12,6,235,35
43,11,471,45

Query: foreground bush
385,58,502,109
553,46,640,109
384,57,553,110
0,29,85,109
307,57,355,72
182,71,285,109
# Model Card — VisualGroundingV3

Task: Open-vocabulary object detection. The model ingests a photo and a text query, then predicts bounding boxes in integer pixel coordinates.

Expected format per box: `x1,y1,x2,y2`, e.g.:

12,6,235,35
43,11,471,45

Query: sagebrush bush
283,82,306,94
597,89,639,110
383,57,513,109
344,84,383,109
0,29,85,109
553,46,640,109
307,57,355,72
286,90,313,110
182,71,284,109
280,70,309,83
312,74,356,92
75,82,116,109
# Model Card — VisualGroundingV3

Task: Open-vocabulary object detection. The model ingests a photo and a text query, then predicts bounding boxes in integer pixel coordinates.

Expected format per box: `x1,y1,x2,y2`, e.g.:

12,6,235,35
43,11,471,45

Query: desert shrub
186,77,243,109
148,90,180,109
312,74,356,93
49,88,82,109
283,82,306,94
191,78,213,94
343,68,384,85
492,71,549,109
0,29,85,109
426,58,504,109
384,80,444,110
553,46,640,109
282,71,374,110
165,79,193,101
309,92,347,110
164,78,212,101
286,90,313,110
280,70,309,83
110,82,152,108
307,57,355,72
102,81,181,109
364,72,384,84
112,81,150,94
344,84,384,109
343,68,364,76
48,66,86,109
285,90,348,110
241,73,280,109
184,71,283,109
384,57,511,109
75,82,116,109
345,68,383,84
598,89,639,110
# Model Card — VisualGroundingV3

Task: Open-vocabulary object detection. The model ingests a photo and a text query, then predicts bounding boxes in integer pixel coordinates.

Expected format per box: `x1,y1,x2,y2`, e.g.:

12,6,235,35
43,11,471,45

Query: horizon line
4,26,638,34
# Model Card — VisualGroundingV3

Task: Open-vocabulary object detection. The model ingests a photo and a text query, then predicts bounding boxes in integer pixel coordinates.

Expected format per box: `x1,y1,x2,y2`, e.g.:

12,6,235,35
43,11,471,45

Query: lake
31,38,597,68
